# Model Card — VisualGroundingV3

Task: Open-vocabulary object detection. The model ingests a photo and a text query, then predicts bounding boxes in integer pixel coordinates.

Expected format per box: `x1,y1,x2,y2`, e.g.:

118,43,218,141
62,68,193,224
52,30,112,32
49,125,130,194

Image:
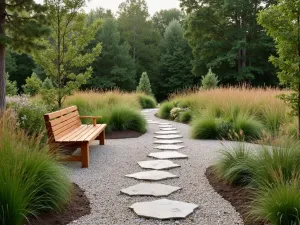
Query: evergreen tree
5,73,17,96
201,68,219,90
33,0,102,108
88,17,136,90
137,72,153,96
42,77,54,90
23,72,42,96
158,20,194,99
0,0,49,111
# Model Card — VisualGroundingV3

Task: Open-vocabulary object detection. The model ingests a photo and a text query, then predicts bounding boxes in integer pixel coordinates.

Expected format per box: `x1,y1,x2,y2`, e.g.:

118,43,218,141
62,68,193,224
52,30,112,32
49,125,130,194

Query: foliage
179,110,192,123
33,0,102,108
180,0,277,86
87,17,136,90
0,113,71,225
138,95,157,108
158,101,175,119
170,107,183,121
158,20,193,99
201,68,219,90
23,72,42,96
191,116,218,139
136,72,153,96
258,0,300,135
5,73,18,96
42,77,54,89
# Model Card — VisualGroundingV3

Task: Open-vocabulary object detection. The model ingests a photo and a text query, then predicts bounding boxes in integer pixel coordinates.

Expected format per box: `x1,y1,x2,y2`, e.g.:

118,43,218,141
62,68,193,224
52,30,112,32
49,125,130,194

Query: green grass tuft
191,116,218,139
138,95,157,109
158,101,175,119
179,110,192,123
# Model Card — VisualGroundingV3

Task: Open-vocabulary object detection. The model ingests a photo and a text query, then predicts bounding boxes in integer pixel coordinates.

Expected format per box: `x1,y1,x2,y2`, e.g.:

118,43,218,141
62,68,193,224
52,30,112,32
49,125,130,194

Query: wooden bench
44,106,106,168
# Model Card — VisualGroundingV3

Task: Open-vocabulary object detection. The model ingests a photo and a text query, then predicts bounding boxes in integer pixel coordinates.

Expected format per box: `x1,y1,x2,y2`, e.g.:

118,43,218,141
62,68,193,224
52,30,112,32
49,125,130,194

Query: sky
35,0,181,16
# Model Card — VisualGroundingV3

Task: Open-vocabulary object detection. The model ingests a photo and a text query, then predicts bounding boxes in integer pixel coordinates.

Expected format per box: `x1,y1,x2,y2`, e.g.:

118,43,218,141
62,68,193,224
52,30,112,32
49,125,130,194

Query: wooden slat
52,119,81,137
83,125,106,143
46,106,77,120
69,126,95,142
76,125,106,142
51,115,80,132
54,123,81,140
58,125,89,142
50,111,79,127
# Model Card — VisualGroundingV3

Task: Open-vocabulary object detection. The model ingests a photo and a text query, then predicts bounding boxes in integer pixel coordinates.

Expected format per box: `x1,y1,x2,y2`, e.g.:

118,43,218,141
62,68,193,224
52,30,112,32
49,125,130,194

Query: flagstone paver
155,131,180,134
130,199,199,220
121,183,181,197
149,151,188,159
158,125,173,128
155,145,185,150
138,160,180,170
154,140,184,144
160,128,177,131
154,135,183,139
125,170,179,181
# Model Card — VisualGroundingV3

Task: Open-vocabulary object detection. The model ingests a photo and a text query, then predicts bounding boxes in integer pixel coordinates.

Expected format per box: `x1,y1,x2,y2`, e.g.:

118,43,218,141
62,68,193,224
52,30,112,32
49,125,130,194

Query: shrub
158,102,174,119
233,113,264,140
0,114,71,225
6,73,18,96
170,107,183,121
138,95,157,108
250,177,300,225
179,110,192,123
215,144,253,185
23,72,42,96
136,72,153,96
216,119,233,139
42,77,54,89
191,116,218,139
201,68,219,90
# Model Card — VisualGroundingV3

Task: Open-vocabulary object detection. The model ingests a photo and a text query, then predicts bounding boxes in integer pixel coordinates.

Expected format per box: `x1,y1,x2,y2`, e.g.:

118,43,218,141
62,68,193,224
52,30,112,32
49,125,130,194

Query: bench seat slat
56,125,89,142
75,125,106,142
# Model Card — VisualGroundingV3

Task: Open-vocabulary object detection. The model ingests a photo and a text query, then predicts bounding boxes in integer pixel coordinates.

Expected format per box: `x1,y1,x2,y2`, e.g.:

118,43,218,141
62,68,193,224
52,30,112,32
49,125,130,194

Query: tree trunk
0,0,5,113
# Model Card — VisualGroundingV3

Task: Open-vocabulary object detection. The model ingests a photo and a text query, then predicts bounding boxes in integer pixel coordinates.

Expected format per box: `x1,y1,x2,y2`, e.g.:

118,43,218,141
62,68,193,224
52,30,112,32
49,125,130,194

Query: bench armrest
79,116,102,126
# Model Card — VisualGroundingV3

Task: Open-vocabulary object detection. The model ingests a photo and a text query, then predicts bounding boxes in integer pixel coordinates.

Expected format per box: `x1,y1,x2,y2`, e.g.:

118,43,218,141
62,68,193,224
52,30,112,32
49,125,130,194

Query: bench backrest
44,106,81,141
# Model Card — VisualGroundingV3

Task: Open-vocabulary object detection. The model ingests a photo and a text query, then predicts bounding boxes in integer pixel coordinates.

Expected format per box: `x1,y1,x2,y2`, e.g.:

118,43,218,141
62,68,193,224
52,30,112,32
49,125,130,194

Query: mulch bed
205,166,266,225
27,183,90,225
106,130,145,139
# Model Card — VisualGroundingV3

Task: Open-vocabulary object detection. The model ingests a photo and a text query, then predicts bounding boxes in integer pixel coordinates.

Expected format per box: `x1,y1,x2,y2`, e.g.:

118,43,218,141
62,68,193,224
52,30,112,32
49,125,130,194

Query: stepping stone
149,151,188,159
158,123,171,125
149,121,159,124
125,170,178,181
160,128,177,131
138,160,180,170
130,199,199,219
154,140,184,144
154,135,183,139
155,145,185,150
121,183,181,197
158,125,173,128
155,131,180,134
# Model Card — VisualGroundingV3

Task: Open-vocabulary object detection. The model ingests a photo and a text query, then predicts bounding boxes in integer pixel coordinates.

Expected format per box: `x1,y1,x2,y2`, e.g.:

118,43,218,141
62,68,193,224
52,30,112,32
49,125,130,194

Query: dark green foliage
6,73,18,96
87,17,136,90
179,110,192,123
158,102,175,119
201,68,219,90
23,72,42,96
233,114,263,140
180,0,278,86
191,116,218,139
216,119,232,139
138,95,157,108
158,20,194,99
136,72,153,95
0,115,71,225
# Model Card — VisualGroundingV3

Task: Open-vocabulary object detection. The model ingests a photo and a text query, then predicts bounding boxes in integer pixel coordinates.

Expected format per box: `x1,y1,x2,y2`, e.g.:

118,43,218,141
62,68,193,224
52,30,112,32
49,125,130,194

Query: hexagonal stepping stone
149,151,188,159
154,135,183,139
155,131,180,135
158,123,171,125
154,140,183,144
121,183,181,197
138,160,180,170
130,199,199,219
125,170,178,181
160,127,177,131
155,145,185,150
158,125,173,128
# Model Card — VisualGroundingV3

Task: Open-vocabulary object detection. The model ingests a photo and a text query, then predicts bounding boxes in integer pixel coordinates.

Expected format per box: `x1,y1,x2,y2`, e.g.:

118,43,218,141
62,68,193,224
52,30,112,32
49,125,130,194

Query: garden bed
106,130,145,139
27,183,90,225
205,166,266,225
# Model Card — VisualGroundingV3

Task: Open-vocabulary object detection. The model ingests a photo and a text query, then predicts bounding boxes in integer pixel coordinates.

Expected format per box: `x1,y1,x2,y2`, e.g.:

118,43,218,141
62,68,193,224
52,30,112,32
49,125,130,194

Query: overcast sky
35,0,180,16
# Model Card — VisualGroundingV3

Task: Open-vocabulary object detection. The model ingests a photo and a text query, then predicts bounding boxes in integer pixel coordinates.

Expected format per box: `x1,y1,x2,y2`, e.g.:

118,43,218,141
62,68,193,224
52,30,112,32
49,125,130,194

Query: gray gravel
67,109,244,225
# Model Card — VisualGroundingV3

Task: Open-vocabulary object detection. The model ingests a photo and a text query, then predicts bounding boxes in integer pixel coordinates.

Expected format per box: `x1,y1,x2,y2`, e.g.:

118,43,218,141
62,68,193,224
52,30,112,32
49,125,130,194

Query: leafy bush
138,95,157,108
23,72,42,96
0,114,71,225
216,119,233,139
42,77,54,89
90,105,147,133
191,116,218,139
201,68,219,90
179,110,192,123
6,73,18,96
170,107,183,121
136,72,153,96
233,113,263,140
158,101,175,119
250,177,300,225
215,144,253,185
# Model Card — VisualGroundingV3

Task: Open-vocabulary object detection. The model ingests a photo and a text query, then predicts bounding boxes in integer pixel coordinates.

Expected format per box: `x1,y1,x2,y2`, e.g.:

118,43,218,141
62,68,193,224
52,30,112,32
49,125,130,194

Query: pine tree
42,77,54,90
201,68,219,90
0,0,49,111
137,72,153,96
23,72,42,96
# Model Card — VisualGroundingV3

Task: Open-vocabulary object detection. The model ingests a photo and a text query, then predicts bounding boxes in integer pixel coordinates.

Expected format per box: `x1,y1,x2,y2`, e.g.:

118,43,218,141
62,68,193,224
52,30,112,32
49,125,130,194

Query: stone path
67,108,243,225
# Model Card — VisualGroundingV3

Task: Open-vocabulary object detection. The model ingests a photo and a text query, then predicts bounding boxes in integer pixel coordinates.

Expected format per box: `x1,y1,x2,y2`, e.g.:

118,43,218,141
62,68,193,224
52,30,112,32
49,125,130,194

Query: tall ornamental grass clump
0,114,72,225
158,101,175,119
138,94,157,108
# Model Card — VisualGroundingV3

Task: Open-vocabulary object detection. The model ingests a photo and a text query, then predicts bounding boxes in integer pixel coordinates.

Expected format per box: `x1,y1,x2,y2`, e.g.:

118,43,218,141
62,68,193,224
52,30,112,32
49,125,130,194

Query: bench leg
99,131,105,145
81,143,89,168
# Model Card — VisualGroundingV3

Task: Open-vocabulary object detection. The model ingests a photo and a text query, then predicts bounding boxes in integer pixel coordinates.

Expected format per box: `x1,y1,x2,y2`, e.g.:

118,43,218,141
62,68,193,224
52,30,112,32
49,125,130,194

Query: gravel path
67,109,243,225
